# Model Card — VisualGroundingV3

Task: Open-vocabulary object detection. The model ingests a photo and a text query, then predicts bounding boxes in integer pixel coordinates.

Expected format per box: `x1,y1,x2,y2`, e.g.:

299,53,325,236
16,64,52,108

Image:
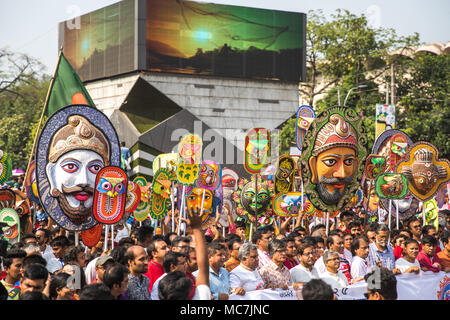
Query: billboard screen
146,0,305,82
59,0,136,82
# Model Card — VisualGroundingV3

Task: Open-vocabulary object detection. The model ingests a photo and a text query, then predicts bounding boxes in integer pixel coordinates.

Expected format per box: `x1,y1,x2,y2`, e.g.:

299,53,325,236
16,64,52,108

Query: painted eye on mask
89,164,102,174
62,162,78,173
97,178,112,192
115,183,125,194
322,159,337,167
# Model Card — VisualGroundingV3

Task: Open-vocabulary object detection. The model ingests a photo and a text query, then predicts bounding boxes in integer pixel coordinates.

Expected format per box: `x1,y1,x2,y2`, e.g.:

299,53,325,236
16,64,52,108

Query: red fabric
283,257,298,270
393,245,404,260
144,260,165,293
417,251,441,273
186,272,196,300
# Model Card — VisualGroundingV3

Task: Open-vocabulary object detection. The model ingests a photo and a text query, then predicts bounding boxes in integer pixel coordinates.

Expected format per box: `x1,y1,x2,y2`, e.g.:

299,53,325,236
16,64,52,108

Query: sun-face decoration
232,175,274,225
300,106,367,213
93,166,127,225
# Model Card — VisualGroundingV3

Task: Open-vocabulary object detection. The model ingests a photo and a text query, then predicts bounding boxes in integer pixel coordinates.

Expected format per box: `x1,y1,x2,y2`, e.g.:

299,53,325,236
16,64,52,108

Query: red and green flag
45,50,95,116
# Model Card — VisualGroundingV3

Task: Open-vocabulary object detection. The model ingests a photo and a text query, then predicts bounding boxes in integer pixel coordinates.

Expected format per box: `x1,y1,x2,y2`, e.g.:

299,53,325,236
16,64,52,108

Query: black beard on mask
316,176,353,205
52,185,94,225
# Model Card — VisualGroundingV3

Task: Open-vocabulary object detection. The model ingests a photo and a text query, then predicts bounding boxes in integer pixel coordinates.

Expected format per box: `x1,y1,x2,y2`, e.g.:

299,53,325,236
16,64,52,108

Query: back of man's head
19,291,49,300
364,267,397,300
79,283,113,300
23,254,47,270
163,252,185,273
158,271,192,300
103,263,129,289
302,279,334,300
23,263,48,282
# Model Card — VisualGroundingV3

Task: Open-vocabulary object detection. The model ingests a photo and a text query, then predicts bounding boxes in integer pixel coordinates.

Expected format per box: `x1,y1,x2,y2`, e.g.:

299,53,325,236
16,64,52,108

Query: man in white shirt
290,242,320,289
314,233,351,282
229,243,264,295
319,250,348,289
350,235,370,283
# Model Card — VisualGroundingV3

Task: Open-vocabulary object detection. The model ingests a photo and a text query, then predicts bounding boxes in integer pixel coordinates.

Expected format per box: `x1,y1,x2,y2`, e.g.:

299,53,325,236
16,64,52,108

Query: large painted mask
186,187,218,230
272,192,317,217
178,134,202,164
24,160,39,204
296,105,316,151
149,169,175,220
300,106,367,212
36,105,120,231
244,128,271,175
197,160,221,191
93,166,127,225
274,155,295,194
397,142,449,201
0,208,20,246
0,149,12,184
375,173,409,200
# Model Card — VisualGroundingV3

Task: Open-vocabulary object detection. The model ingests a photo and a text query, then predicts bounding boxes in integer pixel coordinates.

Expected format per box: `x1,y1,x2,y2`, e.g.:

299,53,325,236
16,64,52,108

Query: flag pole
22,47,64,192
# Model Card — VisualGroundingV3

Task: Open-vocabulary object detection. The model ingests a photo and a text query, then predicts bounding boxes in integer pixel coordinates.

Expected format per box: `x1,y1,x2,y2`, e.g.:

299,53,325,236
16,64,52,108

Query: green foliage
0,48,49,170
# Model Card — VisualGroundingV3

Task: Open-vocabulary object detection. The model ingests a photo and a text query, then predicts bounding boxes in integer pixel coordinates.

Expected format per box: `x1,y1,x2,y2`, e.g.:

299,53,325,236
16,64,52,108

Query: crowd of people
1,180,449,300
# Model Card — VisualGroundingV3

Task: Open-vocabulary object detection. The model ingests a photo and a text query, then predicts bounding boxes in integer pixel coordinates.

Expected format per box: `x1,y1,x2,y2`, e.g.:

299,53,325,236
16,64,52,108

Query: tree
0,48,49,170
394,52,450,159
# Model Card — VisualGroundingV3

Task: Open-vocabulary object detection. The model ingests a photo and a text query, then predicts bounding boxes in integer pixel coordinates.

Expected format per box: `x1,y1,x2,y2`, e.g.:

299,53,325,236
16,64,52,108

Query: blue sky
0,0,448,74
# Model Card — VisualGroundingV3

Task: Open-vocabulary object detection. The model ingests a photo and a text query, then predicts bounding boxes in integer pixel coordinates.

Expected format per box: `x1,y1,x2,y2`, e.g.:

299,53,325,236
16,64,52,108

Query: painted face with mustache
46,150,104,225
309,147,358,206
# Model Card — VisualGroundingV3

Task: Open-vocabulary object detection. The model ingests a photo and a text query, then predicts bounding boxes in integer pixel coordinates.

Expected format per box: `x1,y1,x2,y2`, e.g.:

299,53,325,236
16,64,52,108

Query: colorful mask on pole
149,169,175,220
396,142,450,202
296,105,316,151
0,149,12,184
244,128,271,174
372,129,413,174
186,187,219,230
24,161,39,204
93,166,127,225
272,192,317,217
233,176,273,224
375,173,409,200
133,176,150,222
196,160,221,191
81,223,103,247
300,106,367,212
274,155,295,194
178,134,202,164
36,105,120,231
364,155,388,180
0,208,20,246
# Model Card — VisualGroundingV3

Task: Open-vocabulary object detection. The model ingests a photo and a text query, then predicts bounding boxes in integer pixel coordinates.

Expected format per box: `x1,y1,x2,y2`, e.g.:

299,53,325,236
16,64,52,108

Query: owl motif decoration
93,166,127,224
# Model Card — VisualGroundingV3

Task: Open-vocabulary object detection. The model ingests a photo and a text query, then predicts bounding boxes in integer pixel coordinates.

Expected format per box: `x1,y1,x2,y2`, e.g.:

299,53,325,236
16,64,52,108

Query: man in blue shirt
367,224,401,275
193,241,230,300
